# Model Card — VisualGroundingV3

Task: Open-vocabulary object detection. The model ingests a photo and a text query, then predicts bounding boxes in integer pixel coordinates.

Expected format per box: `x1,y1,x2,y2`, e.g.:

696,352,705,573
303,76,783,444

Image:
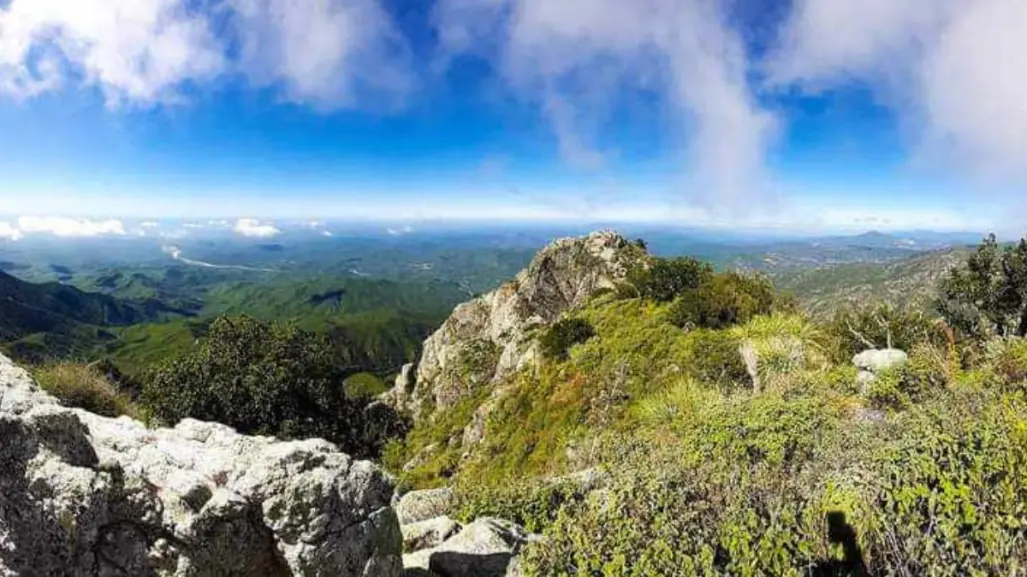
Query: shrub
539,318,596,361
33,362,142,419
629,257,712,302
826,303,946,363
684,329,749,392
142,315,395,459
668,272,777,330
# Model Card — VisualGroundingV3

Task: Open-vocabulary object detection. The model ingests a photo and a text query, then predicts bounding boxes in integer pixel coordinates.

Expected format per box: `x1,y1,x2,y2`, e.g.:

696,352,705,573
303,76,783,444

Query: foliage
938,234,1027,340
628,257,712,302
141,315,400,459
539,318,596,360
667,271,778,330
826,303,947,362
33,362,143,420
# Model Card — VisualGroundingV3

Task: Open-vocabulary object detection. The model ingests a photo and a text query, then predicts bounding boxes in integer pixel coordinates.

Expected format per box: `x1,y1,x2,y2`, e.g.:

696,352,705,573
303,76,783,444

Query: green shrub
668,272,777,330
142,315,399,459
33,362,143,420
539,318,596,361
684,329,749,392
826,303,946,363
343,371,388,400
629,257,712,302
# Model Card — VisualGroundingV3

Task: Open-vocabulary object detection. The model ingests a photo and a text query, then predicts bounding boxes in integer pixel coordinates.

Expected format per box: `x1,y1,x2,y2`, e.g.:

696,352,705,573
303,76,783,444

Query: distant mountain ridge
0,270,193,361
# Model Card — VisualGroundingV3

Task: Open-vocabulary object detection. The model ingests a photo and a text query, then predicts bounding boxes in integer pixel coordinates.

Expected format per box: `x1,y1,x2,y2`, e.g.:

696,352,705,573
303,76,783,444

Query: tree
142,315,401,458
938,235,1027,339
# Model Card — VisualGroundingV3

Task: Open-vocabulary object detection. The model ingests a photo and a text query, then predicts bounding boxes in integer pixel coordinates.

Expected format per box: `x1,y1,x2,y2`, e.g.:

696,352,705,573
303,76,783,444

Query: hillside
378,231,1027,575
774,246,971,315
0,270,191,361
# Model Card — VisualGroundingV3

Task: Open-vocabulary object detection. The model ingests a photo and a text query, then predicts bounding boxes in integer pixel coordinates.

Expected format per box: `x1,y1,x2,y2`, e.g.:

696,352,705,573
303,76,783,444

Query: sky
0,0,1025,236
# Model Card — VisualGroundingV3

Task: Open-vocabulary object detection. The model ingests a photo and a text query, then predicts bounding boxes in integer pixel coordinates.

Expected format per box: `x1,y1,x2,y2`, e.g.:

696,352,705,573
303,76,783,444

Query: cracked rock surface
0,353,403,577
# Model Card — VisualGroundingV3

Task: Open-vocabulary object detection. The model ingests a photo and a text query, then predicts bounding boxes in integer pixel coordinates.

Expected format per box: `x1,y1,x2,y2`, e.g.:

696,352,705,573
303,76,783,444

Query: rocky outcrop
402,518,540,577
0,353,403,577
383,231,645,425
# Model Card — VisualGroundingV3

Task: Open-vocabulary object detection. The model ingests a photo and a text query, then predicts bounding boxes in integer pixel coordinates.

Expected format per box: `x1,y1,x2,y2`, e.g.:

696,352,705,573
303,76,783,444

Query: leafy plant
539,318,596,361
142,315,401,459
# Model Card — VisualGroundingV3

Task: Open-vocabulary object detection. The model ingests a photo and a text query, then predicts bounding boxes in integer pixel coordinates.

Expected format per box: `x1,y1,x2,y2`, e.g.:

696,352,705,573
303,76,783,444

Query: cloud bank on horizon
0,0,1025,221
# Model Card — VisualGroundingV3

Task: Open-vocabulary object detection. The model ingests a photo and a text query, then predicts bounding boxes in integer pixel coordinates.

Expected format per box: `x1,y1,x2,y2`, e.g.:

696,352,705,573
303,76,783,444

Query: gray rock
404,232,644,420
853,349,908,373
856,370,877,394
396,487,455,525
0,353,403,577
403,518,540,577
402,516,462,552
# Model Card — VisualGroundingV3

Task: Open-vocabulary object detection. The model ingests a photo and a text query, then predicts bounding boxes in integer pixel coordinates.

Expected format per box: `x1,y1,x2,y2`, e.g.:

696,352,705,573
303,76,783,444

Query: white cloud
0,222,23,240
229,0,412,109
182,222,205,229
433,0,778,205
16,216,126,236
321,230,333,237
0,0,411,108
0,0,224,104
233,217,280,238
140,221,160,228
769,0,1027,181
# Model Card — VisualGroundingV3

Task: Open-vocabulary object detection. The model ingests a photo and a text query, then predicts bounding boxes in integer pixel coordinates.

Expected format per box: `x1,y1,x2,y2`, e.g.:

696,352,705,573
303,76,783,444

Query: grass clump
33,362,143,419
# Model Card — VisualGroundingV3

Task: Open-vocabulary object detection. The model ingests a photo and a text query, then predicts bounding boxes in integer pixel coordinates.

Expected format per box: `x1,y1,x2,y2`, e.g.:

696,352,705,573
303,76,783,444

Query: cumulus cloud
0,0,225,104
0,222,23,240
233,218,280,238
769,0,1027,180
433,0,778,205
0,0,411,108
17,216,126,237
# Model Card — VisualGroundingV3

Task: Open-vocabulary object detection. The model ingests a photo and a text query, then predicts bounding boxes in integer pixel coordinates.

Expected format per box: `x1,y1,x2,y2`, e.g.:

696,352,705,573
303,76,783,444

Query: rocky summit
0,352,403,577
382,230,645,429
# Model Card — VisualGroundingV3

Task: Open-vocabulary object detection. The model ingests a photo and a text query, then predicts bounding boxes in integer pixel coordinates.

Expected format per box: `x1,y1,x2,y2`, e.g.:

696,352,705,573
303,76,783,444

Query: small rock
402,516,462,552
403,517,540,577
856,370,877,395
853,349,908,373
396,487,456,525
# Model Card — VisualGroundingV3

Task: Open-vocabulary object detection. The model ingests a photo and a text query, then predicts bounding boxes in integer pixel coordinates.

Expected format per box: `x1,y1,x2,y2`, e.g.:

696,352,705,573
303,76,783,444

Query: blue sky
0,0,1023,234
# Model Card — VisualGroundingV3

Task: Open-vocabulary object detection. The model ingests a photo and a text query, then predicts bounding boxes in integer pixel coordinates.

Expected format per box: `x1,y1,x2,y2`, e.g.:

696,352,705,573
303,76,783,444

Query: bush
629,257,712,302
142,315,396,459
668,272,777,330
826,303,946,363
684,329,749,392
540,318,596,361
33,362,142,419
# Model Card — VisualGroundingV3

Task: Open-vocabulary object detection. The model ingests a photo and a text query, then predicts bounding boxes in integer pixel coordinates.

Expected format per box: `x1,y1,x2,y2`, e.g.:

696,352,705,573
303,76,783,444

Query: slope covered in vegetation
379,232,1027,576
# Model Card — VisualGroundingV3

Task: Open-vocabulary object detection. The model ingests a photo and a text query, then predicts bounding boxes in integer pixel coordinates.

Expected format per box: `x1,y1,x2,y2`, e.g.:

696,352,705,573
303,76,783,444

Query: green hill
774,247,971,315
0,270,191,361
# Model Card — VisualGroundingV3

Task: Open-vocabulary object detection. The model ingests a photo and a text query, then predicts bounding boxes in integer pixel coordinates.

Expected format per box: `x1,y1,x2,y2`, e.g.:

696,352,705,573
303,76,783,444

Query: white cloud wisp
233,217,280,238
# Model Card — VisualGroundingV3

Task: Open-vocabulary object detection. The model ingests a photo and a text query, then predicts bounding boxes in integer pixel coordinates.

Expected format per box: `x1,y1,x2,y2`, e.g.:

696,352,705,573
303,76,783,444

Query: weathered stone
856,370,877,394
402,516,462,552
0,353,403,577
853,349,908,373
396,488,455,525
383,232,644,423
402,517,540,577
